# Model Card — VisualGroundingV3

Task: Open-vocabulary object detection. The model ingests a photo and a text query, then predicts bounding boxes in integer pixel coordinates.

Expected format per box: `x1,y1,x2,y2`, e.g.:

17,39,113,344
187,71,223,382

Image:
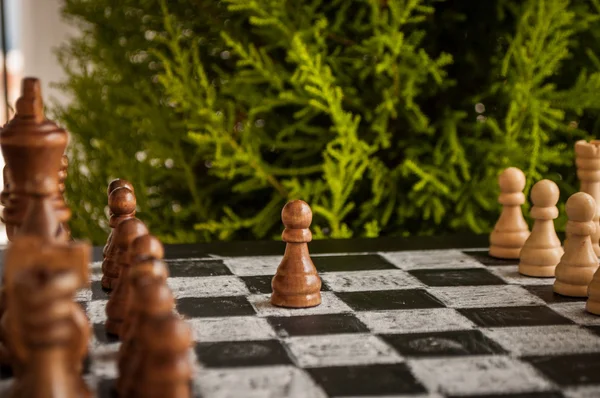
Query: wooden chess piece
519,179,563,277
489,167,530,259
271,200,321,308
55,154,71,239
103,179,135,259
105,218,149,336
575,139,600,256
587,266,600,315
9,266,90,397
554,192,599,297
0,77,70,242
117,256,169,395
120,282,175,397
120,234,165,338
101,185,136,289
1,165,11,232
132,313,193,398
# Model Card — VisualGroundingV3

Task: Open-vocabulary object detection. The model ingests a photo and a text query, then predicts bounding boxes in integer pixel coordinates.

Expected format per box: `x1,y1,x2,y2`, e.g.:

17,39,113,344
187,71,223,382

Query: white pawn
489,167,530,259
519,180,563,277
554,192,599,297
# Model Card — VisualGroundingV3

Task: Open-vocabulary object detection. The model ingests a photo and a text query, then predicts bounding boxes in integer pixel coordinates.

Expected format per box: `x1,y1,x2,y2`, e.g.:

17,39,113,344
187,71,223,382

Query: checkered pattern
2,248,600,397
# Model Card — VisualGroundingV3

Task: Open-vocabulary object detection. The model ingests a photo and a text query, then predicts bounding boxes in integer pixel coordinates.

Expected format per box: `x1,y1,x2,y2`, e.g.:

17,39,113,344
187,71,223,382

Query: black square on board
524,285,587,304
268,313,368,337
336,289,445,311
195,340,293,368
96,378,118,398
381,330,507,357
459,306,574,327
166,259,232,277
177,296,256,318
525,353,600,386
92,280,110,301
462,250,518,266
408,268,506,287
241,275,330,295
586,325,600,338
0,363,12,380
313,254,395,272
306,363,426,396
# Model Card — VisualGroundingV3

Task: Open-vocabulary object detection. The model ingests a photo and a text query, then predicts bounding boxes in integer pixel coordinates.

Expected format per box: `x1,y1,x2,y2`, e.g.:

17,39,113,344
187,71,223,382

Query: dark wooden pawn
55,154,71,239
132,313,193,398
105,218,149,336
119,282,175,397
101,186,136,290
271,200,321,308
103,179,135,259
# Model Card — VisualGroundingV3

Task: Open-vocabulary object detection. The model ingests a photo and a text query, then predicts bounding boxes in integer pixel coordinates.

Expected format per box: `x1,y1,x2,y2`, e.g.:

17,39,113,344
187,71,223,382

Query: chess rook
101,185,136,289
519,180,563,277
0,77,70,241
575,139,600,257
489,167,530,259
554,192,599,297
105,218,149,336
271,200,322,308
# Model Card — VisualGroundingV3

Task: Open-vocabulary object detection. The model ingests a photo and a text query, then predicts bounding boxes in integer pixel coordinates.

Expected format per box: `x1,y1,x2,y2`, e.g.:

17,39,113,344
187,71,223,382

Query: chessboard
2,236,600,398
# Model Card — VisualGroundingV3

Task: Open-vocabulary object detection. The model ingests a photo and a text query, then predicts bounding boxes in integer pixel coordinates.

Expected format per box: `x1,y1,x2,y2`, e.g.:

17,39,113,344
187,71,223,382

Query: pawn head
498,167,526,193
566,192,596,222
136,281,174,314
282,200,312,229
107,178,134,196
130,234,164,262
531,179,560,207
113,218,149,251
108,186,136,216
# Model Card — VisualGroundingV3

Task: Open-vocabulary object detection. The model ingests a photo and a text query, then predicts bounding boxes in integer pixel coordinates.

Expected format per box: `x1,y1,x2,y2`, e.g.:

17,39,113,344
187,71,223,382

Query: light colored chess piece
489,167,530,259
587,267,600,315
519,180,563,277
554,192,599,297
575,140,600,257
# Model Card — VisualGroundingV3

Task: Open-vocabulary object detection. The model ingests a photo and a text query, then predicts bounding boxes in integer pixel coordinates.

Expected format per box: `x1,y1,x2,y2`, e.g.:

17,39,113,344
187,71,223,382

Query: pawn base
554,281,588,297
518,263,556,278
586,299,600,315
271,292,321,308
489,245,522,260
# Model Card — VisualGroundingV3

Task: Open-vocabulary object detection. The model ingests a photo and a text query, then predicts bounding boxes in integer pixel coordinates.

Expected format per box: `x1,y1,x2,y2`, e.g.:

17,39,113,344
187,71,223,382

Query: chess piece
119,282,176,397
103,179,135,259
575,140,600,256
489,167,530,259
519,179,563,277
271,200,322,308
120,234,165,338
56,154,71,239
105,217,149,336
101,185,136,289
132,313,193,398
9,266,90,397
587,266,600,315
117,256,169,394
554,192,599,297
0,77,71,242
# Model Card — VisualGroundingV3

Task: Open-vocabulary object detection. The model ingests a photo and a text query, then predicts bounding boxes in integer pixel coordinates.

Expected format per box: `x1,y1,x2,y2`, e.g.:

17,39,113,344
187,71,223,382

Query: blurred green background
55,0,600,245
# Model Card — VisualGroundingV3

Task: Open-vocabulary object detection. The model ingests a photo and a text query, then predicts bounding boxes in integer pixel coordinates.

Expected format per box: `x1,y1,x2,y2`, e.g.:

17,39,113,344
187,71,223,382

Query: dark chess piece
0,77,70,242
271,200,322,308
101,185,136,289
105,218,149,336
8,266,90,397
55,154,71,239
119,282,175,397
132,312,193,398
103,179,135,259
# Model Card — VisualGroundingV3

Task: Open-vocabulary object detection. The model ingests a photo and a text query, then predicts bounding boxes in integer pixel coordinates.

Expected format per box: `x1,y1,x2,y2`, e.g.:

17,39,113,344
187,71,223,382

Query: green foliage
55,0,600,244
